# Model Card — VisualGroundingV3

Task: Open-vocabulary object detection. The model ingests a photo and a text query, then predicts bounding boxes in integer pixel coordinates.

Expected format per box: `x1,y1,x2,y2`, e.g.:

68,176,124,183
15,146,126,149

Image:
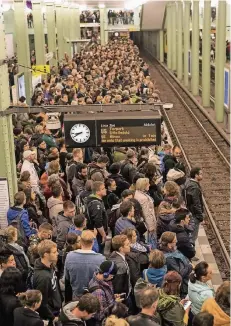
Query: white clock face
70,123,91,143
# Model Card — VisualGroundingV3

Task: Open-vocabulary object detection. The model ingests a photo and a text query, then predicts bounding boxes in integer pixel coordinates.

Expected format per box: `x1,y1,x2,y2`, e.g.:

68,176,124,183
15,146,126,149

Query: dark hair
77,293,100,313
143,163,157,179
14,191,25,206
109,163,121,175
192,312,214,326
74,214,86,228
0,247,14,266
139,288,159,308
97,155,109,164
47,153,59,162
120,200,133,217
18,290,42,307
190,167,201,179
51,183,63,198
163,271,182,296
175,208,190,223
36,116,44,124
149,249,166,269
65,233,81,252
215,281,230,315
20,171,30,182
38,222,53,232
24,187,34,205
121,189,134,199
111,302,129,318
78,163,88,172
0,267,22,294
159,231,176,251
132,173,145,185
189,261,209,283
105,178,115,189
63,200,75,211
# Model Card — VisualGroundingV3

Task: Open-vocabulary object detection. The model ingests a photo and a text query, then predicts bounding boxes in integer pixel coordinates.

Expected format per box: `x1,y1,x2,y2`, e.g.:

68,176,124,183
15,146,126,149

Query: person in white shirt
21,150,39,191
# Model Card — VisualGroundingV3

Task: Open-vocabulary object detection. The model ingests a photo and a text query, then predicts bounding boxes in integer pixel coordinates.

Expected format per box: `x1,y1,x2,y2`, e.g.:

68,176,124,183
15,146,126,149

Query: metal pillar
14,0,32,103
105,31,109,45
46,2,57,67
171,2,177,71
167,4,172,69
202,0,211,107
215,1,226,122
100,8,105,45
0,5,18,208
159,30,164,63
183,1,190,87
177,1,183,80
56,4,65,61
63,4,71,57
191,0,199,96
32,1,46,65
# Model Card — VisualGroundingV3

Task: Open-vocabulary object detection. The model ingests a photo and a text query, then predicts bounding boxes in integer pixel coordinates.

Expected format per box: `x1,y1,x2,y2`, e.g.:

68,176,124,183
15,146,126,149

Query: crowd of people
107,10,135,25
1,39,230,326
80,10,100,23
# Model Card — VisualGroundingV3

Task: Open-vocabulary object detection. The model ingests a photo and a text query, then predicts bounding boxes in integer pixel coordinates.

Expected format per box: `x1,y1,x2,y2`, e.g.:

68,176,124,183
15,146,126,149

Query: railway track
145,56,230,279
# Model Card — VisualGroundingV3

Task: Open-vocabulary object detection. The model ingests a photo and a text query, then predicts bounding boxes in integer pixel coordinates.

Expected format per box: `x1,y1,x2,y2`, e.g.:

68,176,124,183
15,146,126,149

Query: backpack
134,270,156,308
87,166,105,180
84,199,101,226
75,194,86,214
107,204,121,229
10,211,28,248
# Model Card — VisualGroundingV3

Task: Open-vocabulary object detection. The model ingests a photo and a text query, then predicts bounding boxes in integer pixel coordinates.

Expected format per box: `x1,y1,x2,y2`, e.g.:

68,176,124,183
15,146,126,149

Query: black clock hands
75,132,83,136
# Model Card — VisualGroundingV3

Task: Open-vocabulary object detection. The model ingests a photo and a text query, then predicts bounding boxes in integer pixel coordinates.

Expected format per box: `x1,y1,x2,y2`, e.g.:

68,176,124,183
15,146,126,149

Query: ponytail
189,261,209,284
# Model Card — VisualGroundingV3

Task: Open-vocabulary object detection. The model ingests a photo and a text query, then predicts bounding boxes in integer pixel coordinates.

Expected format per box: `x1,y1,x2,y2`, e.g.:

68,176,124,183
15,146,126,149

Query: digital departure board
97,119,160,146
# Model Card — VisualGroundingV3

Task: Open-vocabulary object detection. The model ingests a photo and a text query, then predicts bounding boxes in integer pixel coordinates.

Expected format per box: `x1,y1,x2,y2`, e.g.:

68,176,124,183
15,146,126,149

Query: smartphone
183,301,192,310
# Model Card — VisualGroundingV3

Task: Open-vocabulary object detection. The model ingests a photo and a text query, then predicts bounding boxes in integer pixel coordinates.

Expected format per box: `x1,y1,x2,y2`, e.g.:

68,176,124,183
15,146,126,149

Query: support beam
159,30,164,63
171,2,177,71
167,4,172,70
183,1,190,87
0,4,18,209
63,4,71,57
46,2,57,67
14,0,32,103
100,8,105,45
177,1,183,80
191,0,200,96
56,4,65,61
32,1,46,65
215,1,226,122
202,0,211,107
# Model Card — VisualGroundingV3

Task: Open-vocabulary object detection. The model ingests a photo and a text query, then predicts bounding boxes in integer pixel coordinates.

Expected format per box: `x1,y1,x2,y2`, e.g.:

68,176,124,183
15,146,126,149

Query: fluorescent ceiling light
79,4,87,10
98,3,105,8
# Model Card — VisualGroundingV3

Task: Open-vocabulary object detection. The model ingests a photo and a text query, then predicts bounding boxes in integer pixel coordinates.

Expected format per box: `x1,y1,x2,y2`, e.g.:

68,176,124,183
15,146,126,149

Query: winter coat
157,289,185,326
56,211,73,249
115,216,136,236
20,160,39,190
88,163,108,182
108,173,130,197
0,293,22,326
170,224,196,260
103,190,119,210
59,301,86,326
85,195,108,234
42,134,57,150
88,274,115,322
156,196,178,239
188,280,214,315
162,155,178,182
127,313,160,326
7,206,37,238
113,150,127,163
108,251,131,296
72,175,86,197
13,307,44,326
185,179,204,222
160,248,193,298
201,297,230,326
135,190,156,232
47,196,64,231
143,266,167,288
33,258,62,322
64,250,105,300
120,159,137,184
125,250,142,287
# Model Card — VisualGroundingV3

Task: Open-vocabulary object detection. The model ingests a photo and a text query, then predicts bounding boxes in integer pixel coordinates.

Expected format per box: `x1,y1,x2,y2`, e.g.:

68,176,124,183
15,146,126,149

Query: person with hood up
33,240,62,325
88,260,118,325
56,200,76,250
142,249,167,288
170,208,195,260
59,293,100,326
188,261,214,318
157,271,190,326
201,281,230,326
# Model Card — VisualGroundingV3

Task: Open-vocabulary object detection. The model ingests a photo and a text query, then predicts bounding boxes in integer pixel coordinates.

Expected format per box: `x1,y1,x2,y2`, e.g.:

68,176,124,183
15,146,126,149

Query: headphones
100,261,115,279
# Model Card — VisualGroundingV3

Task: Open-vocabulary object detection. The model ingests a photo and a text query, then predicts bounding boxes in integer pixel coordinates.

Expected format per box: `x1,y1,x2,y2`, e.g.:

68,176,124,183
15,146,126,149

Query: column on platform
183,1,190,87
46,2,57,67
177,1,183,80
191,0,199,96
202,0,211,107
63,4,71,57
55,4,65,61
159,30,164,63
100,8,105,46
0,4,18,207
215,1,226,122
14,0,32,103
70,6,81,55
166,4,172,70
171,2,177,71
105,30,109,45
32,1,46,65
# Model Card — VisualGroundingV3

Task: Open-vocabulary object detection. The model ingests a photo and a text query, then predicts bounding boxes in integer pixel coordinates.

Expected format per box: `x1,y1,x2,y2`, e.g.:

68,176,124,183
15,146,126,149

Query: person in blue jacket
7,191,37,243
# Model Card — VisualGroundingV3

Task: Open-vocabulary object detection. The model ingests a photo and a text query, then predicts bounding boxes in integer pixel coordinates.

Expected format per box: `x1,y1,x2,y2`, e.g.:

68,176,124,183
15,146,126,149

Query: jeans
191,216,200,244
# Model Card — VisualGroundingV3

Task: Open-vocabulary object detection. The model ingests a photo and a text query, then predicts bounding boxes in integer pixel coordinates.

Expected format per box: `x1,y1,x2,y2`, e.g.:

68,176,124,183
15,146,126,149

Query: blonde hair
136,178,149,191
105,315,129,326
47,160,59,176
37,240,57,258
80,230,95,247
4,226,17,243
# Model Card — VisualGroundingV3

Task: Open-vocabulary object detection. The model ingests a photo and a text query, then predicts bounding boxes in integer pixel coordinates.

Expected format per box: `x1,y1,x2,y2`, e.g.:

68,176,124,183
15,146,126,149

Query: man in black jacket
120,150,138,185
163,145,184,182
85,181,108,252
108,162,130,197
127,288,160,326
185,167,204,246
33,240,62,325
170,208,196,260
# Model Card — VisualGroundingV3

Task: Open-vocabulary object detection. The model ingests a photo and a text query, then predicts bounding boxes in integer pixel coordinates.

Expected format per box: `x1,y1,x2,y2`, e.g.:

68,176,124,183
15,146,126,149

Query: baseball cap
23,150,34,159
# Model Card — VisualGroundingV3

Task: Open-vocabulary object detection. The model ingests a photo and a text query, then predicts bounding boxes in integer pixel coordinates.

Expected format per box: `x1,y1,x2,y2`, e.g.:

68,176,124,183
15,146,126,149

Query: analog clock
70,123,91,143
